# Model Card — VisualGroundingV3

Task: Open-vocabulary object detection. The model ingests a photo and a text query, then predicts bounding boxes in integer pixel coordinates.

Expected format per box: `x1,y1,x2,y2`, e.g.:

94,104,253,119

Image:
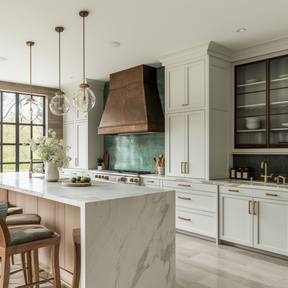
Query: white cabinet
220,189,288,256
219,194,253,247
166,110,205,178
62,79,104,170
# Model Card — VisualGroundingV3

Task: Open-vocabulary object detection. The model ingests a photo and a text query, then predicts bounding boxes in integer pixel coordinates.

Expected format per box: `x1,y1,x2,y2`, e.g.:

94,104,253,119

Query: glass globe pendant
49,27,70,116
22,41,39,122
73,11,96,113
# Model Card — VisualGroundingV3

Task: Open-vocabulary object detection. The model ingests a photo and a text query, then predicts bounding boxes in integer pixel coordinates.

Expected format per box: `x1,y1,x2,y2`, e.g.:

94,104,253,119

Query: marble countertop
139,174,288,192
0,172,174,207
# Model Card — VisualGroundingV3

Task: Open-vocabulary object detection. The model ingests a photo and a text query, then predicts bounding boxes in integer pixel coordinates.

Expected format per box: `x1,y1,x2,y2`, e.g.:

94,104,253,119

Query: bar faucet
276,175,287,184
260,161,273,183
29,159,42,178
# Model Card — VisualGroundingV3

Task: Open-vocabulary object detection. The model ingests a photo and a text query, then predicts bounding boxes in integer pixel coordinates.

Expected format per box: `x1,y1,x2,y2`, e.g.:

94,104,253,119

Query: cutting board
103,151,109,169
62,181,91,187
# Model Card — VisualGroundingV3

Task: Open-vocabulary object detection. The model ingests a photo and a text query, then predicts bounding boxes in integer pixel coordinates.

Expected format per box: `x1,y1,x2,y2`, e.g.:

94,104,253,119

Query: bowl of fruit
62,176,91,187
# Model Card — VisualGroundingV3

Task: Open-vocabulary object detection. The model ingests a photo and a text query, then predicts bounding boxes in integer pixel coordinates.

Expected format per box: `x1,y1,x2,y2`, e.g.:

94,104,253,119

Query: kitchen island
0,172,175,288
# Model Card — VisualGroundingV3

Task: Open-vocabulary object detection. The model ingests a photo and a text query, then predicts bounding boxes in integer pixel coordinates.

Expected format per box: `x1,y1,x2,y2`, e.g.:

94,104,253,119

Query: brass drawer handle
178,184,191,187
71,173,77,175
181,162,184,174
147,181,154,183
266,193,278,197
182,104,188,106
228,189,239,192
178,216,190,221
178,196,191,200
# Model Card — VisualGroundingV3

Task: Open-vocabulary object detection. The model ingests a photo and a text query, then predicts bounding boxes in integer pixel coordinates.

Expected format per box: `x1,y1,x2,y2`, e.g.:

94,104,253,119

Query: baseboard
176,229,216,243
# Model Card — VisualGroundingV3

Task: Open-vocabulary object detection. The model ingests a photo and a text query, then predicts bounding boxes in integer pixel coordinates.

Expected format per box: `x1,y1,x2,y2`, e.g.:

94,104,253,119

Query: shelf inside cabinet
237,103,265,109
270,128,288,131
271,77,288,82
237,129,266,133
237,80,266,88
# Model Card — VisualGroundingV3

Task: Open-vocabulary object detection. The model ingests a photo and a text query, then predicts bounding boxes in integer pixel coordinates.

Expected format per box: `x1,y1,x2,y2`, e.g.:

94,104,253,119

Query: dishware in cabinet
166,110,205,178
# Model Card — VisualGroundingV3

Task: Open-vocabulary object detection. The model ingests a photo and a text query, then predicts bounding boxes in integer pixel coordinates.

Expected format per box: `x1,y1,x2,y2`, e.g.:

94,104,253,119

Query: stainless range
92,169,153,185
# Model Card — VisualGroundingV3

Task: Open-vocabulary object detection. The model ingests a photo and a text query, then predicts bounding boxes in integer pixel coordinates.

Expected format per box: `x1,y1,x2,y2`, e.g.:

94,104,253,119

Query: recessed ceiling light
236,28,246,33
0,57,8,62
103,41,120,48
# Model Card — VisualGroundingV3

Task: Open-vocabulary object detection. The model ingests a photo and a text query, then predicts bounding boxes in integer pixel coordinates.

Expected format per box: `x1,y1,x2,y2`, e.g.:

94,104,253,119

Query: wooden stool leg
72,242,81,288
21,252,28,285
31,249,39,288
0,253,10,288
26,251,32,288
51,243,61,288
11,255,15,265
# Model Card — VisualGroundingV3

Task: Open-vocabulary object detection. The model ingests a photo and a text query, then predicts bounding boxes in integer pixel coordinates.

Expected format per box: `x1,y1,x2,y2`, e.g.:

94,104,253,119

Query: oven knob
133,179,139,183
102,175,105,179
117,178,122,182
129,178,133,182
105,176,109,180
95,175,98,178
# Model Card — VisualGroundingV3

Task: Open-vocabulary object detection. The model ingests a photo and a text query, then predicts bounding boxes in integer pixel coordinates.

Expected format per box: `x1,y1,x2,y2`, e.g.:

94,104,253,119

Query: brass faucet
29,159,42,178
260,161,273,183
276,175,287,184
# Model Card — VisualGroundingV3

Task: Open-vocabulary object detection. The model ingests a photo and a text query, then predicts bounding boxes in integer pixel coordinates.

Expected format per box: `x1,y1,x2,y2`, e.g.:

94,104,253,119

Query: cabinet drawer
60,169,85,177
176,206,216,238
176,190,216,212
163,180,217,193
142,178,160,187
219,185,288,201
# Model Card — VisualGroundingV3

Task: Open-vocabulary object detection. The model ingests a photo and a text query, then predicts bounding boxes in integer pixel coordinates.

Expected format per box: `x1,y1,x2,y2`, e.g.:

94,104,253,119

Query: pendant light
21,42,39,122
73,11,96,113
49,27,70,116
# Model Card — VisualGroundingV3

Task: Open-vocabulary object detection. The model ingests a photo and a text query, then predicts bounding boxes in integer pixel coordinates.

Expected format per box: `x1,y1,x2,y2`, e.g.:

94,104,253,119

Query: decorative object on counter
230,167,236,179
49,27,70,116
242,168,251,180
236,168,243,179
154,154,165,174
21,41,39,122
73,11,96,113
103,151,109,170
23,129,72,182
246,117,261,130
62,181,91,187
97,158,104,170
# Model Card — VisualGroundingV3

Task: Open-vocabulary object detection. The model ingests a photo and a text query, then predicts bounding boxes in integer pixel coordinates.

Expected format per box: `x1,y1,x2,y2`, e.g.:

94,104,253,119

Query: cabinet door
166,65,185,112
63,123,74,168
63,91,75,123
166,113,185,177
76,109,88,121
254,198,288,255
185,60,205,109
75,121,88,169
185,110,205,178
219,194,253,247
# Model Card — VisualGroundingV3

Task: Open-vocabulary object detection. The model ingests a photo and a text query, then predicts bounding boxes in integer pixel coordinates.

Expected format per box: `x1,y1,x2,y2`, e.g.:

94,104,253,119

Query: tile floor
4,232,288,287
176,232,288,288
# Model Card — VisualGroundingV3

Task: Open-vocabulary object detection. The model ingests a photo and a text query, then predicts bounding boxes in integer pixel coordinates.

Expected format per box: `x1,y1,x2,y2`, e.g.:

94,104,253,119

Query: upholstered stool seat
7,206,22,215
9,225,55,246
6,213,41,226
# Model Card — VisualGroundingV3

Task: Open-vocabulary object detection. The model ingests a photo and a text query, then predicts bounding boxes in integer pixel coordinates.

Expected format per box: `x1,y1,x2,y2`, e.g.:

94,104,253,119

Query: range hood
98,65,164,135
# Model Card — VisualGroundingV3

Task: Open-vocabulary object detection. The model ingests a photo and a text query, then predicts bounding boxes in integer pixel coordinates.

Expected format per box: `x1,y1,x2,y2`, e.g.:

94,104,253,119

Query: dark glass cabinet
235,55,288,148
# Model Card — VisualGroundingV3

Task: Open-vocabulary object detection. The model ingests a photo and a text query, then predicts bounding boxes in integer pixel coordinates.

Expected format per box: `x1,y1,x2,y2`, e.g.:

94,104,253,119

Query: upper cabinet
235,55,288,148
166,60,205,112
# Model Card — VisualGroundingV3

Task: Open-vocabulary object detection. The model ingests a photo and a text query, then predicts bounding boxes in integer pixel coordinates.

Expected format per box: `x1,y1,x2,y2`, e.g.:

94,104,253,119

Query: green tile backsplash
233,154,288,181
103,67,165,172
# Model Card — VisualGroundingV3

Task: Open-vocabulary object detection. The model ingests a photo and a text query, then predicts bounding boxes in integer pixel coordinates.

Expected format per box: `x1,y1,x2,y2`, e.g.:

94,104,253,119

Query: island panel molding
0,80,62,139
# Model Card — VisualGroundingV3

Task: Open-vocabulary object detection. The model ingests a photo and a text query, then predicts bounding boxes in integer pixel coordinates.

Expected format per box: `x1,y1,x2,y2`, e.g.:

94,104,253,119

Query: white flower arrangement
23,129,72,169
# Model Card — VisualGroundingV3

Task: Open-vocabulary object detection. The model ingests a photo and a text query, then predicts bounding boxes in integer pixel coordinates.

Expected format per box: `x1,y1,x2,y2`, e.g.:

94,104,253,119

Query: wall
103,67,165,172
233,154,288,181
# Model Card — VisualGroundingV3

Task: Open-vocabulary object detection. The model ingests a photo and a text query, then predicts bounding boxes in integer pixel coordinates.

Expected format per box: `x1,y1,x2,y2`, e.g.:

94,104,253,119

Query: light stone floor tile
272,278,288,288
197,274,248,288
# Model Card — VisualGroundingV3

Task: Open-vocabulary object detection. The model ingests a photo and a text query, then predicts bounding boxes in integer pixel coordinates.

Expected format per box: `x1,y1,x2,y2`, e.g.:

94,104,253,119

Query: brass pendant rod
30,44,32,99
59,30,61,92
83,15,85,84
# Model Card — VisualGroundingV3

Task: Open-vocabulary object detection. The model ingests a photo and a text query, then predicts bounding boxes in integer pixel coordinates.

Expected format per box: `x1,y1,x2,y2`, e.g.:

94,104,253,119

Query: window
0,91,45,172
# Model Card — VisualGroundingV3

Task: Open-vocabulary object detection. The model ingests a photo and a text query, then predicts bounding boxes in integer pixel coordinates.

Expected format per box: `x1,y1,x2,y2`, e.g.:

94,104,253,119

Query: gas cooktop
98,169,153,175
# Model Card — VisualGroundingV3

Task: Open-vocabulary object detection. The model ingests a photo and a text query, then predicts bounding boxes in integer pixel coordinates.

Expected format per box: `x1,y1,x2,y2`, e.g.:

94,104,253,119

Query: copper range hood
98,65,164,135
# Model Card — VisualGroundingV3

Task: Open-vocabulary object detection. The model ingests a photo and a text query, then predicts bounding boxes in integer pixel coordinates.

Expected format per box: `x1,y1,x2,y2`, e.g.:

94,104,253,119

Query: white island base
0,173,175,288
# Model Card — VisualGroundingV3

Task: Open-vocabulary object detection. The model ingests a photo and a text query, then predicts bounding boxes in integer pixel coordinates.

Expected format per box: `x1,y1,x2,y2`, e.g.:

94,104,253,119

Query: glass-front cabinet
235,55,288,148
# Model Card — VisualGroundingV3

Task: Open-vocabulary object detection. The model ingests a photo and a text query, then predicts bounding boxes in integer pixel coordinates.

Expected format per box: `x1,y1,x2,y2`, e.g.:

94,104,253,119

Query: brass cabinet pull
178,196,191,200
75,158,77,166
228,189,239,192
266,193,278,197
248,200,252,215
254,201,257,215
147,181,154,183
182,104,188,106
181,162,184,174
184,162,187,174
178,184,191,187
178,216,190,221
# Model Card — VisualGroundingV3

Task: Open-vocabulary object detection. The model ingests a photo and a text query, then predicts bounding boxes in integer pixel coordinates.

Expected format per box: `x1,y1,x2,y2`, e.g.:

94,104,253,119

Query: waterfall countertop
0,172,174,207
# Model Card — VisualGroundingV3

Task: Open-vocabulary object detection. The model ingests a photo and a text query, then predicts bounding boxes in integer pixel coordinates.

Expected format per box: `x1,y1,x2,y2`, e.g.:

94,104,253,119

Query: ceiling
1,0,288,88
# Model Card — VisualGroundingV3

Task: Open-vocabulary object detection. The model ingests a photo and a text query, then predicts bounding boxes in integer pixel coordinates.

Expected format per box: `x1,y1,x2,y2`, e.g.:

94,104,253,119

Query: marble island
0,172,176,288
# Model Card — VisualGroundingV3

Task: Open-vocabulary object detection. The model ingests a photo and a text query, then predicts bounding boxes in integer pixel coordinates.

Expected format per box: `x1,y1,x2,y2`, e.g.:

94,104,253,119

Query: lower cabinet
220,192,288,256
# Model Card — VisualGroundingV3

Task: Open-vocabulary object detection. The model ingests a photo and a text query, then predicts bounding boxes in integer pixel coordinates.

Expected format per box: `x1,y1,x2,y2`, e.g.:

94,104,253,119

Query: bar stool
72,228,81,288
0,202,61,288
